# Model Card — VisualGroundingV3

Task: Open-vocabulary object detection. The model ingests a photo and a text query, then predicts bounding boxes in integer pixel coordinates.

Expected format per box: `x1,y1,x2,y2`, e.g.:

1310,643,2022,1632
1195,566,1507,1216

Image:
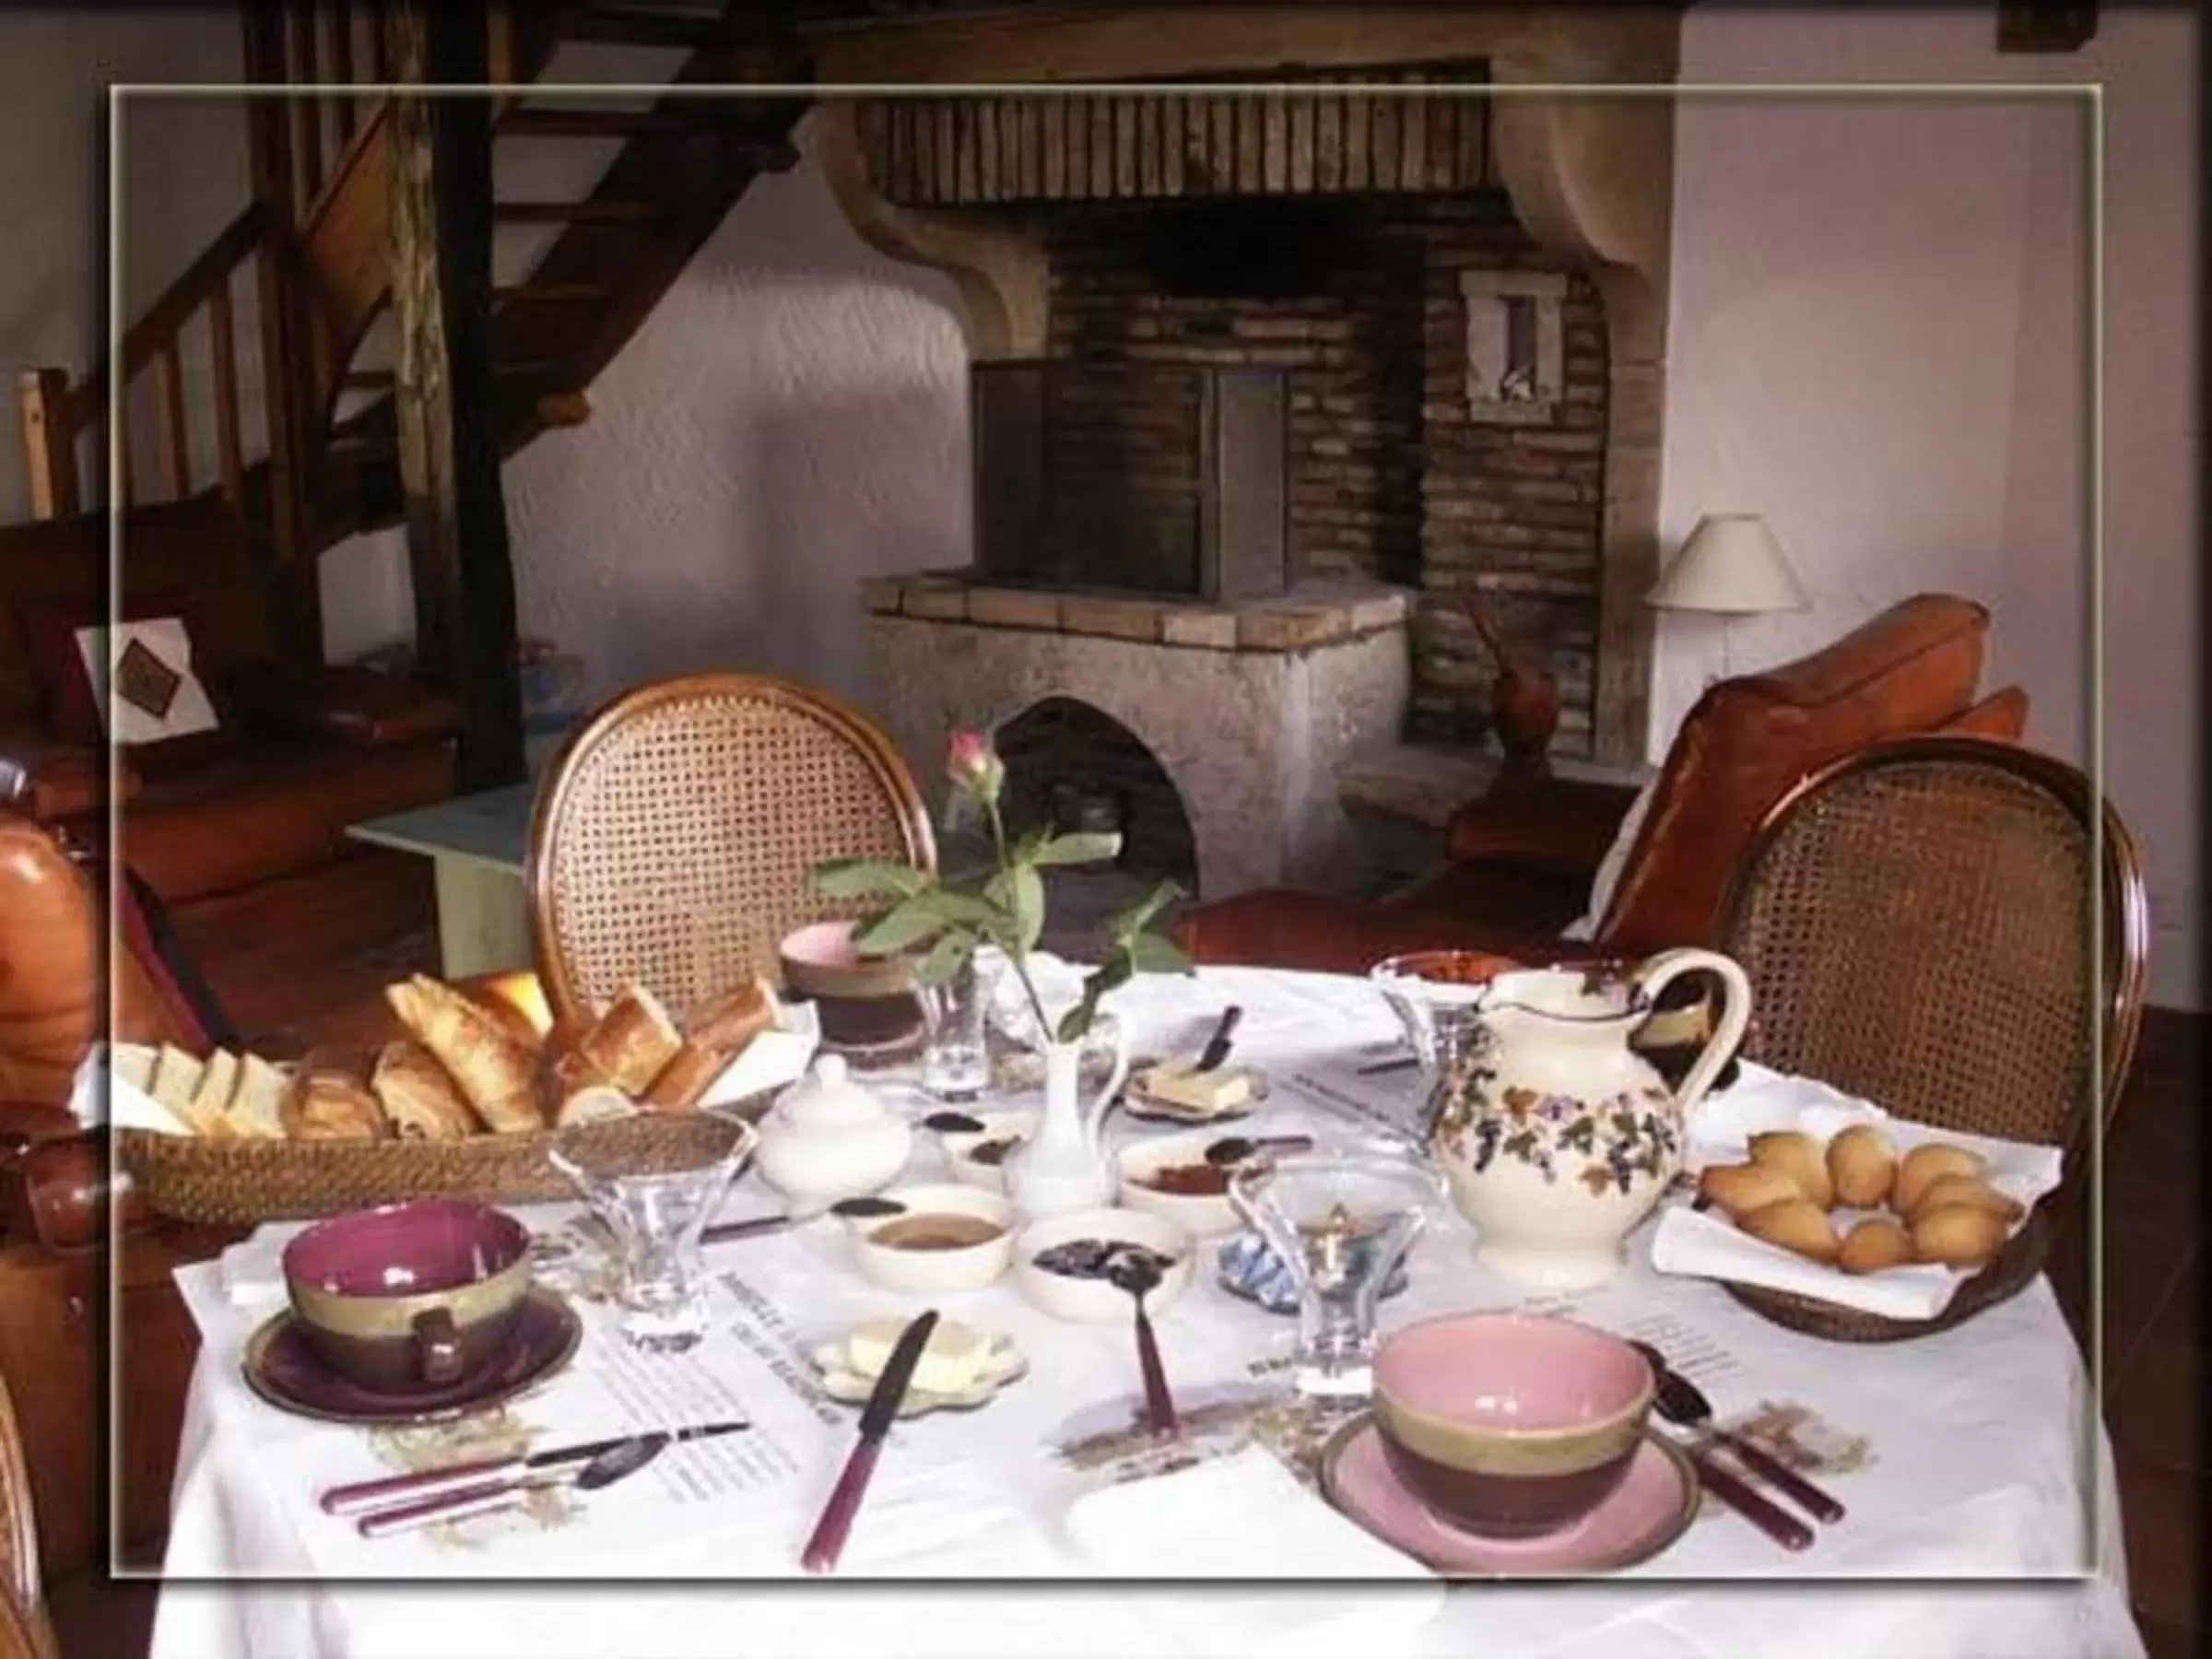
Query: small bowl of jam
849,1183,1015,1293
936,1110,1041,1195
1116,1129,1250,1239
1014,1206,1195,1324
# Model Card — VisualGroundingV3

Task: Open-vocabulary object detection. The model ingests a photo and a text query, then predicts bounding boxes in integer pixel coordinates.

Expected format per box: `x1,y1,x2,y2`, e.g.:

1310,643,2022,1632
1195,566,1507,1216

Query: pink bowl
1371,1313,1654,1537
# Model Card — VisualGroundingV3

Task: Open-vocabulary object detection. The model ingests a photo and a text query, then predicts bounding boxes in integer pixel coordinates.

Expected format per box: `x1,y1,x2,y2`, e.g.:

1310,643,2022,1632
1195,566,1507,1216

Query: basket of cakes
112,972,813,1226
1649,1069,2066,1342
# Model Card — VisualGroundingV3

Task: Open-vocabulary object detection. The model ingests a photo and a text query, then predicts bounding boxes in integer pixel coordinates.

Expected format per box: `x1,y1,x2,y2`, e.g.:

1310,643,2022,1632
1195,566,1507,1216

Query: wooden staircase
17,0,809,602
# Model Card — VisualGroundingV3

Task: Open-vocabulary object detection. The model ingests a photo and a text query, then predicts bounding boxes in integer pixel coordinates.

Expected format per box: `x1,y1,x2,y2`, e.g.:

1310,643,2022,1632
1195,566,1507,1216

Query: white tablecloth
149,966,2145,1659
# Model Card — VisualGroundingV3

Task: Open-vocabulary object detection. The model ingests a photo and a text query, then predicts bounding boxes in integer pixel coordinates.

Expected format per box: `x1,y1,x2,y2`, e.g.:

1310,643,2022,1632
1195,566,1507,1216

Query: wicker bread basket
118,1107,759,1228
1721,1208,2053,1343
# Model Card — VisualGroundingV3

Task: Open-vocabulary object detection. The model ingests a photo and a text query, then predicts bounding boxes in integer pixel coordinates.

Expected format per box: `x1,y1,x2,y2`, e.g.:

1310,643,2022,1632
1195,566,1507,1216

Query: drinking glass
1370,953,1491,1076
1228,1147,1444,1402
548,1115,757,1353
918,950,994,1100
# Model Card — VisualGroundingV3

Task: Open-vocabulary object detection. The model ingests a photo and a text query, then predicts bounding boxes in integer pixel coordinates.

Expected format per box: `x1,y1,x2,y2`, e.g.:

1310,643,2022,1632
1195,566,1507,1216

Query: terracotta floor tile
2116,1459,2206,1630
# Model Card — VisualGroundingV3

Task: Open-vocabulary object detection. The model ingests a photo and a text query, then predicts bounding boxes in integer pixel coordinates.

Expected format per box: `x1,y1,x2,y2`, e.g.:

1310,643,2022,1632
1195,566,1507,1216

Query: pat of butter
843,1314,994,1395
1140,1058,1254,1114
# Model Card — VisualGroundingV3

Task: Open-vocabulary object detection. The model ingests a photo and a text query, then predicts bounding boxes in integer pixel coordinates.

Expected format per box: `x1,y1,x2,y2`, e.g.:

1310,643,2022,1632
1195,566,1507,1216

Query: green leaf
1110,878,1185,944
1056,954,1135,1044
811,857,930,900
904,888,1006,930
1128,933,1194,975
983,866,1045,954
912,930,976,989
1031,831,1123,868
851,898,949,956
1012,825,1053,865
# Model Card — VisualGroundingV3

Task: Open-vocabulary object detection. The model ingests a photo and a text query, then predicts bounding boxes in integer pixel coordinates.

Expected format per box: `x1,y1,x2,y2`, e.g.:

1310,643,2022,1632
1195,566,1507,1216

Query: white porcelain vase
1004,1032,1128,1222
1429,949,1752,1290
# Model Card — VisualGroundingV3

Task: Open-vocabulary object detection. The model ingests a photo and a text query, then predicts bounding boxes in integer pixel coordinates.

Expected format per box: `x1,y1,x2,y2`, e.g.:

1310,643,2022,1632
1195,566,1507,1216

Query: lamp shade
1647,513,1809,615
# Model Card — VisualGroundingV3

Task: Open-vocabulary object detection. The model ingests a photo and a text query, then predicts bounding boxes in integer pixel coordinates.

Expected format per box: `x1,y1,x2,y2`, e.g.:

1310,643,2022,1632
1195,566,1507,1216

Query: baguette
384,975,543,1133
112,1042,158,1094
371,1041,482,1141
150,1044,206,1122
642,1040,730,1112
685,975,780,1055
224,1054,289,1140
572,984,685,1098
184,1050,242,1139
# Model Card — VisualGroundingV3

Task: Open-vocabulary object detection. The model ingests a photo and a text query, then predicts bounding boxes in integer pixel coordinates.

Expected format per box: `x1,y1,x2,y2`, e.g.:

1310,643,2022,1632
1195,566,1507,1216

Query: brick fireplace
818,9,1678,905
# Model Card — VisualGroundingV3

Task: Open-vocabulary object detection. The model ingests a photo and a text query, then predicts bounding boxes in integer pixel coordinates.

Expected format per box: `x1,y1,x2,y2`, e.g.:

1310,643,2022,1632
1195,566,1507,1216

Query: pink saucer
1319,1417,1697,1576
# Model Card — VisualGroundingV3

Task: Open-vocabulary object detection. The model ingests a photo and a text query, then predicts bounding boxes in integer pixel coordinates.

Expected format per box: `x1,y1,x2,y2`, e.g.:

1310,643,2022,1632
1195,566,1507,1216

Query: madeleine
1826,1124,1897,1208
1747,1130,1835,1209
1739,1197,1840,1265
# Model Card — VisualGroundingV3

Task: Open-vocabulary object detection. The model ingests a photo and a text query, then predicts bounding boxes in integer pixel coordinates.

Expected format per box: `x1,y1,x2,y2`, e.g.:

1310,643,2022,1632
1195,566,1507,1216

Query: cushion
20,602,234,772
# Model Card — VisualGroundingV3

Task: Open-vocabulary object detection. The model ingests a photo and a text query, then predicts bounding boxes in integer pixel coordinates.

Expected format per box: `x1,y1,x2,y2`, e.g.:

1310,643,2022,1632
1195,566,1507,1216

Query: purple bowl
282,1202,534,1394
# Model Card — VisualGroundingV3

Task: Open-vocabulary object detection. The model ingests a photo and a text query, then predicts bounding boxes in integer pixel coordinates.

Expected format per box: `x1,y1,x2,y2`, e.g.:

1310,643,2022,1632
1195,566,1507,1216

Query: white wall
1659,7,2201,1006
499,111,972,713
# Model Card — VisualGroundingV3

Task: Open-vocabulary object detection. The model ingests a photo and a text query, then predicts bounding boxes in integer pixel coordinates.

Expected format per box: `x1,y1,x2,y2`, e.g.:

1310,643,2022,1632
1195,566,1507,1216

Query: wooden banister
17,370,77,519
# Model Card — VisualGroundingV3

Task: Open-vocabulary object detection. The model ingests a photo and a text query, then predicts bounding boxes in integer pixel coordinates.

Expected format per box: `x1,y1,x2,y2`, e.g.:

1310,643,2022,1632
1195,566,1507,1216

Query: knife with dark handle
1685,1444,1815,1551
319,1418,750,1516
802,1310,938,1574
357,1434,666,1539
1194,1006,1243,1073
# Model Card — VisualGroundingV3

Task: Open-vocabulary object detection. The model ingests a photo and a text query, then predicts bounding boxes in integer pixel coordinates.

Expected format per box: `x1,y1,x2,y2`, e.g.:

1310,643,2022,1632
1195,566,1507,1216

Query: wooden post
18,369,80,519
241,1,320,667
384,0,525,791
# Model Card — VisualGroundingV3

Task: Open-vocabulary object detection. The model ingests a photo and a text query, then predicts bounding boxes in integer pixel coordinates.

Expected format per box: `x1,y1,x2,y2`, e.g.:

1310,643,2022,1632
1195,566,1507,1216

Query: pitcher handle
1631,948,1753,1120
1081,1023,1132,1151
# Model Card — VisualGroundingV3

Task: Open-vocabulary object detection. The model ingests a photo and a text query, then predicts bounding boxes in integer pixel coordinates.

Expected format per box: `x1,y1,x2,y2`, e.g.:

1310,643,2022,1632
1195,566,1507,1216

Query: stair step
493,282,612,306
566,6,742,51
493,198,661,225
501,107,714,139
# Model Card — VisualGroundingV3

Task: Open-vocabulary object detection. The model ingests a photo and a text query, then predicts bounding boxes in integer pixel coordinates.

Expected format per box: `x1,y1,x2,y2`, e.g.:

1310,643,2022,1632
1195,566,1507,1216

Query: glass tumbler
1228,1147,1444,1402
918,950,994,1100
548,1115,757,1353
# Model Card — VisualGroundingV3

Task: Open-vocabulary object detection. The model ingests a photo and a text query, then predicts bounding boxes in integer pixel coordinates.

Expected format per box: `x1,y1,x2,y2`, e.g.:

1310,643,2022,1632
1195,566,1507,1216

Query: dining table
147,963,2145,1659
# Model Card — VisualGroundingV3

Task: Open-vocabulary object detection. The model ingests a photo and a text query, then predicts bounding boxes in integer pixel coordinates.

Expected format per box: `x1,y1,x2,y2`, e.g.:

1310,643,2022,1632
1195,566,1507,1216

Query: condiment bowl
847,1182,1014,1293
1013,1206,1195,1324
1115,1129,1243,1237
1371,1312,1654,1538
939,1111,1041,1195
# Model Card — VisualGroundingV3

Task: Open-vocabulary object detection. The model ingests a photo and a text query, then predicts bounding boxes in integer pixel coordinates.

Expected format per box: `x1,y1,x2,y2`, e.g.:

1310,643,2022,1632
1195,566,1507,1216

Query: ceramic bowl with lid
753,1053,913,1213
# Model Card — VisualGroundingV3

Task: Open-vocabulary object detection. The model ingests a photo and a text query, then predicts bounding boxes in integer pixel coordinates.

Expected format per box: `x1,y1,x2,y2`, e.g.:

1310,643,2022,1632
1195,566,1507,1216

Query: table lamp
1646,513,1809,681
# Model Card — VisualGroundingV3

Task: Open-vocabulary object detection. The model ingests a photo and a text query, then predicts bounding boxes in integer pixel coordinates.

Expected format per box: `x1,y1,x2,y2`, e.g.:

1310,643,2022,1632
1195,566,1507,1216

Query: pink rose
946,725,1005,805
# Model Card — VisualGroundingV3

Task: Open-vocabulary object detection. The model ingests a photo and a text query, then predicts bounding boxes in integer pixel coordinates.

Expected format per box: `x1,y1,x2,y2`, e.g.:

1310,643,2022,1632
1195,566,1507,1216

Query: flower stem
984,797,1058,1042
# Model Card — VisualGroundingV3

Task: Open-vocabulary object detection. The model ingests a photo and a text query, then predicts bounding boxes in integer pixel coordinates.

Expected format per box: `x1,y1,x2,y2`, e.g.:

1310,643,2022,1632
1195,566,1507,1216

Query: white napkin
1651,1065,2065,1320
73,1042,192,1134
217,1223,302,1310
697,1000,820,1111
1063,1447,1443,1655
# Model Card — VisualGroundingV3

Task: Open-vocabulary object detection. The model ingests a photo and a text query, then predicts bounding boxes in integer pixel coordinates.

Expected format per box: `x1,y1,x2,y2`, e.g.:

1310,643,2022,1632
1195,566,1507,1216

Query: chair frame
524,672,936,1029
1717,733,2151,1136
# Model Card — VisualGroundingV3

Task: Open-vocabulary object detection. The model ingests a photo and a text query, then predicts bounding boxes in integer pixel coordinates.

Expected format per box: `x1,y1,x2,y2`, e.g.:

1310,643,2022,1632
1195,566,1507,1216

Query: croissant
643,1040,732,1112
572,984,685,1097
1747,1130,1835,1209
384,975,543,1134
371,1041,481,1141
278,1051,390,1142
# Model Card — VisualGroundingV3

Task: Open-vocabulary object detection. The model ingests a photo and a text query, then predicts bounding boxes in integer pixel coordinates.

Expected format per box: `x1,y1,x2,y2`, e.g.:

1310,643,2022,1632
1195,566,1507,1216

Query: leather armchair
1181,595,2030,975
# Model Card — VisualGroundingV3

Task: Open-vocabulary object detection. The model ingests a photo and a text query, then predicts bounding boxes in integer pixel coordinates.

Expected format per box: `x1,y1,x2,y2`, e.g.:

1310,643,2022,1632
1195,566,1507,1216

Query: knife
318,1418,751,1517
1194,1006,1243,1073
356,1433,667,1538
801,1309,938,1574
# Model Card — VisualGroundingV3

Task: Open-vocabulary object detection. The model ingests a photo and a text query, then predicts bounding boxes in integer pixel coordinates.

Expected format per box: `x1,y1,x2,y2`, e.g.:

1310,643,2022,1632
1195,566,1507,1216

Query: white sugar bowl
754,1054,913,1215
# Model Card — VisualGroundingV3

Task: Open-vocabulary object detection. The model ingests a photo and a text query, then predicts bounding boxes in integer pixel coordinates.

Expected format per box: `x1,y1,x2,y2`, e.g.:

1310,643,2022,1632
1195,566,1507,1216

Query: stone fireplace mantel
865,574,1412,900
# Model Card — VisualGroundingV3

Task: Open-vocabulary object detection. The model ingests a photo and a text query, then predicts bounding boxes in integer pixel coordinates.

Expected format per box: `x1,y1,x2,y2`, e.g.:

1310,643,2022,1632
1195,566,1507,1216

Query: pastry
150,1044,207,1123
385,975,543,1133
1738,1196,1840,1264
1826,1124,1897,1208
571,984,685,1097
642,1040,731,1111
467,985,547,1053
1837,1217,1914,1275
686,975,781,1054
1746,1130,1835,1209
223,1054,289,1140
1137,1060,1256,1115
1910,1174,2026,1226
1697,1160,1806,1220
371,1041,481,1141
1910,1203,2009,1270
555,1085,641,1128
278,1052,391,1141
1893,1143,1987,1216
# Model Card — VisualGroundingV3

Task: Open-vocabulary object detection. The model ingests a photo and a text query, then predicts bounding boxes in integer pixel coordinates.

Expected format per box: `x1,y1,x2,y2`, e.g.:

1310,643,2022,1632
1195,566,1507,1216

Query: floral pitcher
1428,950,1751,1290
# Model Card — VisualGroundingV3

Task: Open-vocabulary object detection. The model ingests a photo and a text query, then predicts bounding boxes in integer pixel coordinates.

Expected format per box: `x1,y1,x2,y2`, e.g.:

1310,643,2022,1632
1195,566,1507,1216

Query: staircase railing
17,203,274,522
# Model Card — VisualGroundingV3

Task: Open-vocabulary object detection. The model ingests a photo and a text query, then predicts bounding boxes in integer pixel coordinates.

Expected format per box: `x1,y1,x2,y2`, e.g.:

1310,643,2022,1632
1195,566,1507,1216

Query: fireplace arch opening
989,696,1199,955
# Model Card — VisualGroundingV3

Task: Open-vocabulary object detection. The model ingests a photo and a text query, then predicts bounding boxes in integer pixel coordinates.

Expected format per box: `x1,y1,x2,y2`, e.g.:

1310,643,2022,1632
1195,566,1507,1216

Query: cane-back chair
527,674,935,1028
1718,735,2149,1146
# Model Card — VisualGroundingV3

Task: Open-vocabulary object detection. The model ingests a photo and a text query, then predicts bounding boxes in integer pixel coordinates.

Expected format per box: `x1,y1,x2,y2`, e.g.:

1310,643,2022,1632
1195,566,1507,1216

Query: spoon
1103,1247,1179,1437
1203,1133,1314,1168
358,1433,667,1537
1630,1341,1846,1524
700,1194,905,1246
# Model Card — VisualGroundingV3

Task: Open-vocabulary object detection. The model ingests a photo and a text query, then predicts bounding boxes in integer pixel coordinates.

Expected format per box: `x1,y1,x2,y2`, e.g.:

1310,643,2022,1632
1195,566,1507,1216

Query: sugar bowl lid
773,1053,889,1128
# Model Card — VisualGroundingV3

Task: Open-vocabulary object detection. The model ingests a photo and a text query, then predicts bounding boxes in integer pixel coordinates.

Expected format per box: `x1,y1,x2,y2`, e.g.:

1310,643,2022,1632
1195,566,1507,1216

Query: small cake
1837,1217,1914,1275
1739,1196,1840,1264
1826,1124,1898,1208
1746,1130,1835,1209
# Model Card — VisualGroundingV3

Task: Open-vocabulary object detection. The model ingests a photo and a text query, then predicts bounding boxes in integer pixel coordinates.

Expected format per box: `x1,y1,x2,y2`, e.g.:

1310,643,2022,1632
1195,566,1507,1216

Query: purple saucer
241,1288,582,1428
